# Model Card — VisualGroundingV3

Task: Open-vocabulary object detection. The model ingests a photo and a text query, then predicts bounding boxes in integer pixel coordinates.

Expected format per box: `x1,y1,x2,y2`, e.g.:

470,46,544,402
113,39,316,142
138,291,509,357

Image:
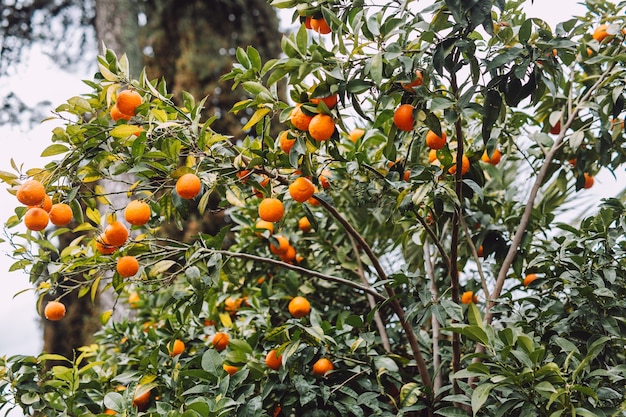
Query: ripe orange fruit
255,219,274,235
96,236,117,255
104,221,129,247
312,358,334,376
289,177,315,203
279,130,296,154
110,105,132,122
116,90,142,116
477,245,484,257
269,235,290,256
308,114,335,141
176,173,202,199
318,169,331,189
44,300,66,321
425,130,447,150
223,364,239,375
461,291,475,304
549,121,561,135
224,296,243,315
448,154,470,176
481,149,502,166
310,94,338,109
124,200,151,226
583,173,594,189
49,203,73,226
280,245,297,263
592,24,611,42
24,207,49,231
28,194,52,212
212,332,229,351
128,292,140,308
288,296,311,318
523,273,538,286
428,149,438,163
393,104,415,132
258,198,284,222
290,104,314,131
402,70,423,91
311,17,331,34
103,409,117,415
132,385,151,411
117,256,140,278
403,170,411,181
273,405,282,417
349,128,365,143
265,349,283,370
16,179,46,206
304,16,313,29
168,339,185,357
298,216,311,232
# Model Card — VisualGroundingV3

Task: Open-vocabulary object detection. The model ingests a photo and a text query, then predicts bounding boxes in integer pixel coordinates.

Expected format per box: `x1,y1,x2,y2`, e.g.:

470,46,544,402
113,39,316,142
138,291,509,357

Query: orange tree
1,0,626,416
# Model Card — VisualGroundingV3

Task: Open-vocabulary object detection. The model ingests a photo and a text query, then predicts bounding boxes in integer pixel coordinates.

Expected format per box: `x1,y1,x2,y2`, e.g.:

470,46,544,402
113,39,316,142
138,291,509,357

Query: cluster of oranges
301,14,331,35
110,90,142,122
16,179,73,232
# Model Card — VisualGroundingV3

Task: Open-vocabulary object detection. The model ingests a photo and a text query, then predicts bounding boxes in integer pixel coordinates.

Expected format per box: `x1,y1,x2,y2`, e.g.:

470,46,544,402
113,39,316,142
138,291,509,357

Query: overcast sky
0,1,607,413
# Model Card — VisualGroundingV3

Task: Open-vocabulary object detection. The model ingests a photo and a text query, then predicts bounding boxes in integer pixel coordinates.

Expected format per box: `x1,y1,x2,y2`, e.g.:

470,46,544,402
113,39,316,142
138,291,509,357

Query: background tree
1,0,626,416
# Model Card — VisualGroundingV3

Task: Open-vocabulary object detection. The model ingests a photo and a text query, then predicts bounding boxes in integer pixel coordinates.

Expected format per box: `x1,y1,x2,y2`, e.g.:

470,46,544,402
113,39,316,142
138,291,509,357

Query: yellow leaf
241,107,271,131
94,185,111,206
219,312,233,328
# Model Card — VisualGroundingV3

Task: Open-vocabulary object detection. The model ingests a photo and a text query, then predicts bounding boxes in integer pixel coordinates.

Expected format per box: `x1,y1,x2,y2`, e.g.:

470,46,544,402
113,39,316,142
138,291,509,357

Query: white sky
0,2,613,414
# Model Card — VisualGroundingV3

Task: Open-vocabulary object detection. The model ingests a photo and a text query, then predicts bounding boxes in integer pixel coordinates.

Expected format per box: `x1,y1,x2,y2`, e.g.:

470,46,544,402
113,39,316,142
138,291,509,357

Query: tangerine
128,292,140,308
279,130,296,154
280,245,297,263
265,349,283,370
461,291,474,304
402,70,423,91
104,221,129,247
425,130,447,150
124,200,151,226
481,149,502,166
28,194,52,212
49,203,73,226
288,296,311,318
255,219,274,236
290,104,314,131
289,177,315,203
523,273,538,286
168,339,185,357
583,173,594,189
44,300,66,321
428,149,438,163
16,179,46,206
117,256,140,278
448,154,470,176
176,173,202,199
212,332,229,351
349,128,365,143
393,104,415,132
311,17,331,34
110,105,132,122
132,385,151,411
310,94,338,109
224,296,243,315
592,24,611,42
308,114,335,141
269,235,290,256
312,358,334,376
24,207,49,231
116,90,142,116
258,198,284,222
298,216,311,232
96,236,117,255
223,364,239,375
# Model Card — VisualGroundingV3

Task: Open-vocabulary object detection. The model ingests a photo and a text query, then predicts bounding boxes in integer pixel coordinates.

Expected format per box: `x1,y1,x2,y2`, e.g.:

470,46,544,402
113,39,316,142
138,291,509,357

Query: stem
424,241,443,394
413,208,451,269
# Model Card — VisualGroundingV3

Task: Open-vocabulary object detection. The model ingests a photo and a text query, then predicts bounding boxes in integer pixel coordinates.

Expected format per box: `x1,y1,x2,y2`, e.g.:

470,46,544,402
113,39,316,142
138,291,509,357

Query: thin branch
424,241,443,394
413,208,451,269
459,215,489,298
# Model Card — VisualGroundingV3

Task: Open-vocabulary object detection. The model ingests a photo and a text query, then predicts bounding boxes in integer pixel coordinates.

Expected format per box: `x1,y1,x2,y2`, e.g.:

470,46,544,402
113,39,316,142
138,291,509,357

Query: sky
0,0,612,413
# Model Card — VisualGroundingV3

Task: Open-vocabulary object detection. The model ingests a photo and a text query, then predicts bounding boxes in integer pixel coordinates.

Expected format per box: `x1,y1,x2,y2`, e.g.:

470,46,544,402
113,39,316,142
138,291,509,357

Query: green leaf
369,52,383,86
467,302,483,328
399,382,421,407
471,383,493,416
40,144,69,157
296,24,308,55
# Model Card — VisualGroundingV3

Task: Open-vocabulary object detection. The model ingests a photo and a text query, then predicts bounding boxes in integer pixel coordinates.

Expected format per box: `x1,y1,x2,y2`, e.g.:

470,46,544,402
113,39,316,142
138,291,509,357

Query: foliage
1,0,626,416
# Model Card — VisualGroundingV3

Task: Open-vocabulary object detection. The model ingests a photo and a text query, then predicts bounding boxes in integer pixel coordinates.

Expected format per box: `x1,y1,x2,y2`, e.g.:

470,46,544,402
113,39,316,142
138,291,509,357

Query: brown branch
413,208,451,269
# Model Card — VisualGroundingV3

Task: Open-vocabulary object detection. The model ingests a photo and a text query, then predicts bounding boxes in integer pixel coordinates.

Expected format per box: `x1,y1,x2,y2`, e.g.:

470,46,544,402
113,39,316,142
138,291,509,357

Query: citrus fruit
16,179,46,206
28,194,52,212
269,235,290,255
212,332,229,351
132,385,151,411
393,104,415,132
255,219,274,236
96,236,117,255
461,291,474,304
523,273,538,286
592,24,611,42
288,296,311,318
289,177,315,203
110,105,132,122
298,216,311,232
349,128,365,143
24,207,49,231
128,292,140,308
310,94,338,109
49,203,73,226
280,245,297,262
103,409,117,415
481,149,502,166
312,358,334,376
116,90,142,116
117,255,140,278
304,16,313,29
319,170,331,189
425,130,447,149
549,121,561,135
583,173,594,189
477,245,484,257
448,154,470,175
224,296,243,315
279,130,296,154
168,339,185,357
124,200,151,226
258,198,284,222
308,114,335,141
428,149,438,163
265,349,283,370
402,70,423,91
176,173,202,199
44,300,66,321
223,364,239,375
311,17,331,34
104,221,129,247
290,104,314,131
